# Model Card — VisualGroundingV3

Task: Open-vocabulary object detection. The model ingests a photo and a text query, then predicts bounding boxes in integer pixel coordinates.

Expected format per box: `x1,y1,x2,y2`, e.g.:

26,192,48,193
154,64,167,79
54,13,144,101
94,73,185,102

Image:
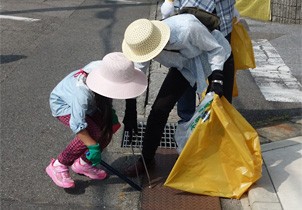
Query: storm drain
121,122,178,149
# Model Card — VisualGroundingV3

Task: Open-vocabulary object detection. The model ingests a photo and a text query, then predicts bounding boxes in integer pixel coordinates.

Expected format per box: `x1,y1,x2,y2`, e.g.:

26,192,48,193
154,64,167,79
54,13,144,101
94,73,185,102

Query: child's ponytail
94,94,113,146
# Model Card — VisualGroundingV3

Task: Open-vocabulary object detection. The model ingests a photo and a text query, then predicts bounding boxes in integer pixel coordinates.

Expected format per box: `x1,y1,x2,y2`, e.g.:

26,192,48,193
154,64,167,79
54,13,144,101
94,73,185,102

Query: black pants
222,33,235,103
142,68,191,161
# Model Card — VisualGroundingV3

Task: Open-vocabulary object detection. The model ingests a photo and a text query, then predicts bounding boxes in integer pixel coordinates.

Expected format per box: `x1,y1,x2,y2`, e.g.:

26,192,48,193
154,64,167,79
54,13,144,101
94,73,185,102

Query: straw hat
86,52,148,99
122,19,170,63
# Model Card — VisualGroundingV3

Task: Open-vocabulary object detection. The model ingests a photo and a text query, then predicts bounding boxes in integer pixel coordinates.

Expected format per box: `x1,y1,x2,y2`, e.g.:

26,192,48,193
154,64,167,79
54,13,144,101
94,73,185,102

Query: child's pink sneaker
71,158,107,180
45,158,75,188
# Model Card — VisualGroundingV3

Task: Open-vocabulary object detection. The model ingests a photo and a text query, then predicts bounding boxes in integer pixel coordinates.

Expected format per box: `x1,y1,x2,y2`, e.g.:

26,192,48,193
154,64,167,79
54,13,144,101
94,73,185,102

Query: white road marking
0,15,40,22
251,39,302,103
106,0,143,4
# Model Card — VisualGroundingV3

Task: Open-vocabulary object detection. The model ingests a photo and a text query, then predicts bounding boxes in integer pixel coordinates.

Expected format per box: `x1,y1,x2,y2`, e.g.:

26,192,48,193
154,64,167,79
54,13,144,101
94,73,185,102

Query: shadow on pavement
0,55,27,64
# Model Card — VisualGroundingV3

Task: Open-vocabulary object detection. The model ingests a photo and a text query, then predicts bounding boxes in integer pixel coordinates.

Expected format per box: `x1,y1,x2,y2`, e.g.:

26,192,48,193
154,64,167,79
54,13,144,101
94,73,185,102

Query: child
46,52,148,188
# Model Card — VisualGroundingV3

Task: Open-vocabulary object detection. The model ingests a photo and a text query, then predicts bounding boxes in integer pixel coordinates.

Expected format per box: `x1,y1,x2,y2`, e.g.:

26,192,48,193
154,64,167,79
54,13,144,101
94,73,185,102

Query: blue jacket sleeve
69,86,94,134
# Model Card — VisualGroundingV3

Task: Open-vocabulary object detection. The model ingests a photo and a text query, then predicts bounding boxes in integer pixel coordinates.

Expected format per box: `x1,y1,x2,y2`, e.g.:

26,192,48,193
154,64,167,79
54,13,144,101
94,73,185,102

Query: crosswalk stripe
251,39,302,103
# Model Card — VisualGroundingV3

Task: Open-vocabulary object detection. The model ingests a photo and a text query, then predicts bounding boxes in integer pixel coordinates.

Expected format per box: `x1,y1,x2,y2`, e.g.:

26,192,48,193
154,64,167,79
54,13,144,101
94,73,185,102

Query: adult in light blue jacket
122,14,231,177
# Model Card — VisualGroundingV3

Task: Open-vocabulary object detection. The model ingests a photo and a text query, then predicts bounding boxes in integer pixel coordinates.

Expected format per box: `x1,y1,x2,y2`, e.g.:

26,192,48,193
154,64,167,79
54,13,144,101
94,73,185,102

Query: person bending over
122,14,231,177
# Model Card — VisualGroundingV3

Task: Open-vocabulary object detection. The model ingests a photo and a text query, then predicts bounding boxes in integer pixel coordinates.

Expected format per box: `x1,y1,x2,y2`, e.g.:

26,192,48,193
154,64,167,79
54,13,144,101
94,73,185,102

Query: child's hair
94,94,113,145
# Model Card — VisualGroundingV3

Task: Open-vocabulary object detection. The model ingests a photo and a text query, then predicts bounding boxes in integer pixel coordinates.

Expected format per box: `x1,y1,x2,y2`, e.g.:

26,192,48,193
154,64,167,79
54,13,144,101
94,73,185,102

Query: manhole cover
121,122,178,149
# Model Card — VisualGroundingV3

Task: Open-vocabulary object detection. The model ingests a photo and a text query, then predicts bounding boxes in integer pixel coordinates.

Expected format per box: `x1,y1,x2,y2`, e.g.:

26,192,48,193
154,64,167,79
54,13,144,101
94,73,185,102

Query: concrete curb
247,136,302,210
247,161,282,210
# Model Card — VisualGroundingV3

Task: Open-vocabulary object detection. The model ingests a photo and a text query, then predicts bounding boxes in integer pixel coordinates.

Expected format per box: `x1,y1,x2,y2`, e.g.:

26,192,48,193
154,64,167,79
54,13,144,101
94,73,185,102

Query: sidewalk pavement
242,116,302,210
248,135,302,210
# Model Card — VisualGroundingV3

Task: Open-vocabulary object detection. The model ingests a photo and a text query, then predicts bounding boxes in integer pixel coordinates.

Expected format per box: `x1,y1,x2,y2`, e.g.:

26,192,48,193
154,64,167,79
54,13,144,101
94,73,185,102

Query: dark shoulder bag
179,7,220,31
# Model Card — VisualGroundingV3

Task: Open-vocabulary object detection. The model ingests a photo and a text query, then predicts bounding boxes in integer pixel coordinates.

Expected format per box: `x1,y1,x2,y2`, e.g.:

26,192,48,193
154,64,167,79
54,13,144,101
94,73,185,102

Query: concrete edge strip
261,136,302,152
248,163,283,210
247,137,302,209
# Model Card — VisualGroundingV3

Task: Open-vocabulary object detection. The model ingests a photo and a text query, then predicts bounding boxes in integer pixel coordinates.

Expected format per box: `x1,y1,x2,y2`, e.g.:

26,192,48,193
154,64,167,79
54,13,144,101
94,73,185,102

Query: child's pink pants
57,114,120,166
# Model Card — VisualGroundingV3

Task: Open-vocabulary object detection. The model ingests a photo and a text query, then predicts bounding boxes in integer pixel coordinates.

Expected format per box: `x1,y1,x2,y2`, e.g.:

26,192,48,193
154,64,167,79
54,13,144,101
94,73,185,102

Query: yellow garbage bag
231,18,256,71
231,18,256,97
164,95,262,199
235,0,271,21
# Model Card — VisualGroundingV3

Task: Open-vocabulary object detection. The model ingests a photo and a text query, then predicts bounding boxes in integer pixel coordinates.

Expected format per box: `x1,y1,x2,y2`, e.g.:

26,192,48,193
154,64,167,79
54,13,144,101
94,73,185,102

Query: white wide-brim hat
86,52,148,99
122,19,170,63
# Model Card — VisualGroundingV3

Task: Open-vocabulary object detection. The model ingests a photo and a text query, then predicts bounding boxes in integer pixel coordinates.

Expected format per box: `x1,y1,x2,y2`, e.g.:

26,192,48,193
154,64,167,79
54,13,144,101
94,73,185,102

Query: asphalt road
1,0,301,209
231,18,302,127
1,0,154,209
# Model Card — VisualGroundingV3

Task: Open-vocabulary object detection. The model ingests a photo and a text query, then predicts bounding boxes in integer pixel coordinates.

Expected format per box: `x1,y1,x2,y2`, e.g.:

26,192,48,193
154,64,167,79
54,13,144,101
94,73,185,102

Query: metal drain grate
121,122,178,149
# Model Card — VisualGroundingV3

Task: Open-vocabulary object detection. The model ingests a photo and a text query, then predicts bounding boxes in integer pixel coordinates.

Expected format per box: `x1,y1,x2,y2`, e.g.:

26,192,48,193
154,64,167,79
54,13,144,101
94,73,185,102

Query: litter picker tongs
124,124,152,189
100,159,142,191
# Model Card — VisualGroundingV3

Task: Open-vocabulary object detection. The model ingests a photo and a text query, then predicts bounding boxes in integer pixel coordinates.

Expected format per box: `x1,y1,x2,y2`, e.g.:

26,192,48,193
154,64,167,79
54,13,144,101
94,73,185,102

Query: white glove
161,0,174,19
233,7,241,23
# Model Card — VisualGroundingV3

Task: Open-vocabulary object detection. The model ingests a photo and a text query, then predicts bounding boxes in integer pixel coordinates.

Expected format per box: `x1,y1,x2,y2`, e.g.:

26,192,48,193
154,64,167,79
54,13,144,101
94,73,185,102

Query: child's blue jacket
49,61,101,134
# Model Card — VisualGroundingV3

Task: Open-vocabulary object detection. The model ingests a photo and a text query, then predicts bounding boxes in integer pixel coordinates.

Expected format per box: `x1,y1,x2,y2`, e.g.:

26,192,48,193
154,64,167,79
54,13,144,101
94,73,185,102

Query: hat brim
86,62,148,99
122,20,170,63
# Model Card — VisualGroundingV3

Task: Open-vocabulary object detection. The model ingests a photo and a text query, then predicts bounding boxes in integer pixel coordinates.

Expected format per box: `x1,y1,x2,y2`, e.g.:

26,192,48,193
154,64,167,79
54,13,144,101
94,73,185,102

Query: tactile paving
122,123,221,210
141,149,221,210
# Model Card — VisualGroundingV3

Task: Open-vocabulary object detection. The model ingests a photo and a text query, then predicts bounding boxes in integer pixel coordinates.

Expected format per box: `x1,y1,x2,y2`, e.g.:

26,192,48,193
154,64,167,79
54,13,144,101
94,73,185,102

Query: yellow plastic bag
231,18,256,71
231,18,256,97
235,0,271,21
164,95,262,199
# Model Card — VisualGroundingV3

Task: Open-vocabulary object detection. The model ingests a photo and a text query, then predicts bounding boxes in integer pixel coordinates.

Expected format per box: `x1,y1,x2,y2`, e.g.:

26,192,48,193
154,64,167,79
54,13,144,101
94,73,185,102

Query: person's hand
86,144,102,166
206,70,224,97
123,98,138,142
161,0,174,19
